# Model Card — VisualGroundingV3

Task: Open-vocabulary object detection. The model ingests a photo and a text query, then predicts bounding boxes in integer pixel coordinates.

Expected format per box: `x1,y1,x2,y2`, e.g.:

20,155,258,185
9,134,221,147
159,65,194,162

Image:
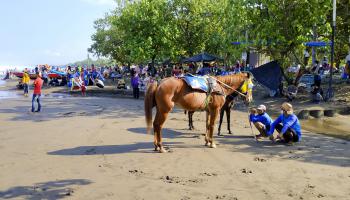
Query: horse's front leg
209,108,220,148
189,111,194,130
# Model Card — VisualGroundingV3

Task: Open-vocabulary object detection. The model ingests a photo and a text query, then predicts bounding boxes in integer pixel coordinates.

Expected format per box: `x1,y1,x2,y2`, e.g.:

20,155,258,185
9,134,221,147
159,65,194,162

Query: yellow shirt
22,72,30,84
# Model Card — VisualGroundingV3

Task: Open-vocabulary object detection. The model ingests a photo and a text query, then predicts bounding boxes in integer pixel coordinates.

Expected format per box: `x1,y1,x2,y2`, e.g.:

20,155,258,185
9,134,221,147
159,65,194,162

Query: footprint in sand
161,176,204,185
128,169,144,176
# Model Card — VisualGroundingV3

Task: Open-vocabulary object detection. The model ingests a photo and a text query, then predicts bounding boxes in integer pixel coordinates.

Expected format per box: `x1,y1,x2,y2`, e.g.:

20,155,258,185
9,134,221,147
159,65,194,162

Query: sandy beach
0,80,349,200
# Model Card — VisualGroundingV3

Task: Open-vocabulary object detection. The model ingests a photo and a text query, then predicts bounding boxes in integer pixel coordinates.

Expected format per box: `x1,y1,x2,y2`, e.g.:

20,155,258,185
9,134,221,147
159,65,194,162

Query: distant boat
12,72,61,79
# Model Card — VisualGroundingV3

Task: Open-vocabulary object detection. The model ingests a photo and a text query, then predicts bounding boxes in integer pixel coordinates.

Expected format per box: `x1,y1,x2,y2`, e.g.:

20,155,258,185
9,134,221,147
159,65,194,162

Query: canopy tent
182,52,223,63
304,41,332,47
250,61,282,91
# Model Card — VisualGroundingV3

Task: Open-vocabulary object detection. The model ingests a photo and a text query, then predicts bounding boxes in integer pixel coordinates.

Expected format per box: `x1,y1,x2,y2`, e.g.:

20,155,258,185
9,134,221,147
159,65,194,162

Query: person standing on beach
31,72,43,112
22,69,30,97
131,72,140,99
268,102,302,145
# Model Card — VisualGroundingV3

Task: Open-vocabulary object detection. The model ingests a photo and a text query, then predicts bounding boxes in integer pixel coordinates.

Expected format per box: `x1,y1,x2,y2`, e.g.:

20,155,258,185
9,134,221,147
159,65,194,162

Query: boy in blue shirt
268,102,302,144
249,105,273,140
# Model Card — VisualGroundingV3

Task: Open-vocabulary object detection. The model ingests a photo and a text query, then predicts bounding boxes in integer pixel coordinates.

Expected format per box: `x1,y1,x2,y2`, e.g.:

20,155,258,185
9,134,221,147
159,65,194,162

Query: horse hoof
210,143,217,148
205,142,211,146
159,148,167,153
154,146,160,151
228,132,232,135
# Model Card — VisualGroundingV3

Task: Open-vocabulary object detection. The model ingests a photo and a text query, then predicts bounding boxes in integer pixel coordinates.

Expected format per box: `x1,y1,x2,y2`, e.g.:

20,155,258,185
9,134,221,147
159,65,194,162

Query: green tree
246,0,331,67
116,0,174,67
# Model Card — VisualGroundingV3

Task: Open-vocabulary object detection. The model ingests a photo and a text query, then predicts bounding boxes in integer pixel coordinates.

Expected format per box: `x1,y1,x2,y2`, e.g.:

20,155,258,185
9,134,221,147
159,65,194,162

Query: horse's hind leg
217,107,225,136
205,111,210,146
208,109,220,148
226,107,232,134
153,110,169,153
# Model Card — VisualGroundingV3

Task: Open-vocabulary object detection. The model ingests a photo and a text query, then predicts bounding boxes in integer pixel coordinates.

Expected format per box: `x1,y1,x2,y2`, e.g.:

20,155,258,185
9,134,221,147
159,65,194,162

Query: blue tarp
250,61,282,91
304,41,332,47
183,52,222,63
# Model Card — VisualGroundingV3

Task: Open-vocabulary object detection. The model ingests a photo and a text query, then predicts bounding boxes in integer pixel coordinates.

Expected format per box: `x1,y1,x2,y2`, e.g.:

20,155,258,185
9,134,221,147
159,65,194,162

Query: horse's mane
215,73,248,88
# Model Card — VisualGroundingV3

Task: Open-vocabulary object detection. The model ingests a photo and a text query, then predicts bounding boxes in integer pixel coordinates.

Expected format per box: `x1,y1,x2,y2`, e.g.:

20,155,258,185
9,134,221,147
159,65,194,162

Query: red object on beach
13,72,61,79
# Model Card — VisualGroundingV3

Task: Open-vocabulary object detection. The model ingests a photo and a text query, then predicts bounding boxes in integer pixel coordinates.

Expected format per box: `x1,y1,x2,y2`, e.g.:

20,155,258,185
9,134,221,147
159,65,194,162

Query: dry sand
0,81,349,200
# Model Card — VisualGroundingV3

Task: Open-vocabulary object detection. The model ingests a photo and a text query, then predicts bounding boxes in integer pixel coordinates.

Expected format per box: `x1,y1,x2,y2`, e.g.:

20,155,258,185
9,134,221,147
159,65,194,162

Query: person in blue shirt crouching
249,105,273,140
268,102,302,145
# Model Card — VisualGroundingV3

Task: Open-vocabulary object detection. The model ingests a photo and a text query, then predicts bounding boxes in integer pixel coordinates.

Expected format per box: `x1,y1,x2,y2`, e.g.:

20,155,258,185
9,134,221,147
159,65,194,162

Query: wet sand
0,80,349,200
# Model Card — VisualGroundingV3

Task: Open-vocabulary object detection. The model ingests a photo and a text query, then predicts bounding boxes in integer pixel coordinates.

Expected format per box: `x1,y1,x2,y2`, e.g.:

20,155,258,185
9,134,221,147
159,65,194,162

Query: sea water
0,80,20,99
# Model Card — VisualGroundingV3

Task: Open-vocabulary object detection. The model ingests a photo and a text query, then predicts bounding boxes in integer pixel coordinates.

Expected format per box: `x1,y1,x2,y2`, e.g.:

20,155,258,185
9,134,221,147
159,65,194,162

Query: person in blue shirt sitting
268,102,302,144
249,105,273,140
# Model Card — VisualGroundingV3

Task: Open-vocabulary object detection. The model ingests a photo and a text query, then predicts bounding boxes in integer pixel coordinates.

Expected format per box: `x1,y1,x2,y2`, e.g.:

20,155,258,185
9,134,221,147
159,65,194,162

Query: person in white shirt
303,49,310,66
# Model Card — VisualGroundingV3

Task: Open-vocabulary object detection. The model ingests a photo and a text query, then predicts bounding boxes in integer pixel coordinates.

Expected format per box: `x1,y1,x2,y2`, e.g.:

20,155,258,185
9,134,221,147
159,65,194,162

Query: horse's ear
246,72,250,79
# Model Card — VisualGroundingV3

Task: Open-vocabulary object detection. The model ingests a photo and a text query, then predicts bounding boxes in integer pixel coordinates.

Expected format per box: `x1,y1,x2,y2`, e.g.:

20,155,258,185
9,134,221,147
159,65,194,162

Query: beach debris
213,194,238,200
254,157,267,162
317,193,324,198
128,169,144,175
241,168,252,174
85,148,96,155
65,189,74,196
200,172,218,177
307,184,315,189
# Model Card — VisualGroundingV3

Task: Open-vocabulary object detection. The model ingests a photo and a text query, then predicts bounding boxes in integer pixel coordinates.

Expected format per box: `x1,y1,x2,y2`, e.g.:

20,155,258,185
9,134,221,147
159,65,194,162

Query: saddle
183,74,222,94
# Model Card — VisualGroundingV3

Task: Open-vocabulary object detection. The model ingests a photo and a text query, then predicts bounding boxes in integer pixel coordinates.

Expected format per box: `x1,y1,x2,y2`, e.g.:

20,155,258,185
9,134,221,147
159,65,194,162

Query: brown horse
145,73,253,153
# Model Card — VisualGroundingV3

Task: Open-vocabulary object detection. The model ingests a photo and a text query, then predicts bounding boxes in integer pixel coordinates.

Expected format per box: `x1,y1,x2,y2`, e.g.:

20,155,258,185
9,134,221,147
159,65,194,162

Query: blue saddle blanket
183,74,208,92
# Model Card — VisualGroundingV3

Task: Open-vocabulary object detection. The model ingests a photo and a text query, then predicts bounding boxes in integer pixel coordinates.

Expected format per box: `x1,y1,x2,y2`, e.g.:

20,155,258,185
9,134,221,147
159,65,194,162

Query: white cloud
81,0,117,6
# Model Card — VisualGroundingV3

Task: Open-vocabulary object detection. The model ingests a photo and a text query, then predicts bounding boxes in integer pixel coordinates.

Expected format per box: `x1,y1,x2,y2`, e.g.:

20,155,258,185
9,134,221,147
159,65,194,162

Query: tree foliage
89,0,348,68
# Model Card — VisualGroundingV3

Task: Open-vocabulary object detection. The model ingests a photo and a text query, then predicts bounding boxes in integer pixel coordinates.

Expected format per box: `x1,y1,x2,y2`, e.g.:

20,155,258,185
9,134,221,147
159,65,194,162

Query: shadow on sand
216,132,350,167
47,142,185,156
127,127,201,139
0,179,91,200
0,95,144,122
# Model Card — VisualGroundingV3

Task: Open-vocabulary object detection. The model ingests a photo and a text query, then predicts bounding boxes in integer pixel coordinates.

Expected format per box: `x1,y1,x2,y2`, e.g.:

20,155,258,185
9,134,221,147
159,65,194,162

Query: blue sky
0,0,116,68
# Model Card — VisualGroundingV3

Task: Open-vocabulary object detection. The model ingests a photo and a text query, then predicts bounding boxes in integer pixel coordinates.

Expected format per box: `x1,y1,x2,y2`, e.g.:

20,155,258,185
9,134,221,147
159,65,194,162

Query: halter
209,75,253,98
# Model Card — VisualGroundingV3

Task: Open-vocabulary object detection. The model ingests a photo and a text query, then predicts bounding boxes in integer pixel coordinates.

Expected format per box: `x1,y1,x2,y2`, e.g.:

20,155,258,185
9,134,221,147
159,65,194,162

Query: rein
209,75,247,98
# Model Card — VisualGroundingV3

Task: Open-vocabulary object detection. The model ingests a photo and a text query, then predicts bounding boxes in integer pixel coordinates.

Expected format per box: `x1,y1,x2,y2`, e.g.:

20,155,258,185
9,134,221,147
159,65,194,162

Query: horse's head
239,72,254,105
217,72,254,105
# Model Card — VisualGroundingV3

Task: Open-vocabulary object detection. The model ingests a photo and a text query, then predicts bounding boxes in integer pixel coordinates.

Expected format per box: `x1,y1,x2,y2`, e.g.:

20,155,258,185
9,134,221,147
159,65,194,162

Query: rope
202,94,212,108
208,76,247,98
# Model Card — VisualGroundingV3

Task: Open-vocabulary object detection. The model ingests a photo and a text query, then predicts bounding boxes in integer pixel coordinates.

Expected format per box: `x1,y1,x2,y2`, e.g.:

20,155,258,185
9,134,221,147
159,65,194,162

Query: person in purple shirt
268,102,302,144
249,104,273,140
131,72,140,99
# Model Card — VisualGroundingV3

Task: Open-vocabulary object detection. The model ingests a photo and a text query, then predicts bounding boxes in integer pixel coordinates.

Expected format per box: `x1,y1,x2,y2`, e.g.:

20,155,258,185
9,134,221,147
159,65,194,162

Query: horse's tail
145,82,158,134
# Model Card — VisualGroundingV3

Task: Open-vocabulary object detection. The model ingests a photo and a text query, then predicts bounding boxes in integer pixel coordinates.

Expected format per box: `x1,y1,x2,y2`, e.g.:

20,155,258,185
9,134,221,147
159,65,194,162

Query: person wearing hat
249,105,273,140
31,72,43,112
267,102,302,144
22,69,30,97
